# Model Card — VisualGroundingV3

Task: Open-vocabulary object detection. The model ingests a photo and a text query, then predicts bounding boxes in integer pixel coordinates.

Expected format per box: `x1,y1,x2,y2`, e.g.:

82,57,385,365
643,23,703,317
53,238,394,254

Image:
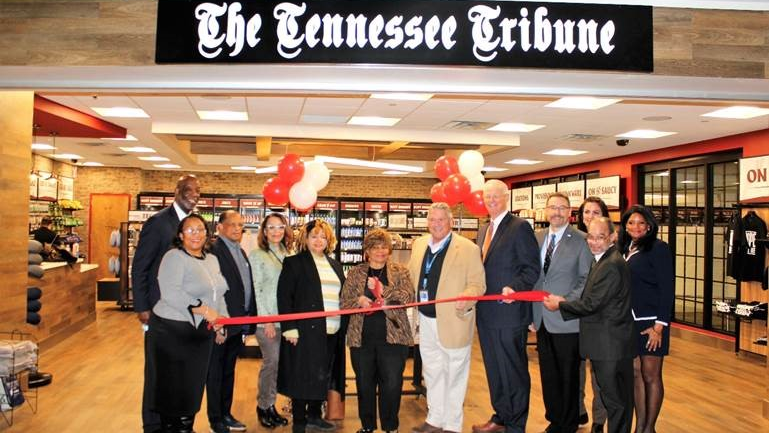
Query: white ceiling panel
187,96,248,111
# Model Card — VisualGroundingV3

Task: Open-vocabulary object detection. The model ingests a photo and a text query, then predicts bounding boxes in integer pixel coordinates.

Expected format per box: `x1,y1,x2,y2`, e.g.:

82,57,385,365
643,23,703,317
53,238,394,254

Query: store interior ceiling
10,63,769,179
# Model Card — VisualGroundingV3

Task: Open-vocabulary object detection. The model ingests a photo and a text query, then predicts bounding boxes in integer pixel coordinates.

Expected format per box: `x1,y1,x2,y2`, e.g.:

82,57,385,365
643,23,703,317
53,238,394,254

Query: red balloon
277,154,305,185
262,177,289,206
443,173,471,204
430,182,448,203
434,156,459,181
464,190,488,217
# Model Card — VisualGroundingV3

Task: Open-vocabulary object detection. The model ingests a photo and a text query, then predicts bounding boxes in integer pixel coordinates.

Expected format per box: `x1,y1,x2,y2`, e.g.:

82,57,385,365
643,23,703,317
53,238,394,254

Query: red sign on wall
389,203,411,212
315,201,338,210
214,198,238,208
240,199,264,208
142,196,165,206
197,198,213,207
341,202,363,211
366,202,387,212
413,203,432,212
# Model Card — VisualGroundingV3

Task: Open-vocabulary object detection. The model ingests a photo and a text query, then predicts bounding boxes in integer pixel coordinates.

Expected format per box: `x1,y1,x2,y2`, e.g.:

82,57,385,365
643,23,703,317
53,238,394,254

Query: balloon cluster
262,154,330,211
431,151,488,217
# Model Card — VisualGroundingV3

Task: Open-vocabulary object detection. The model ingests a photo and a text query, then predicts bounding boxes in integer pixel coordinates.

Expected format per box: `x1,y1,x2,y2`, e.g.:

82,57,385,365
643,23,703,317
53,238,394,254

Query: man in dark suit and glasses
133,174,201,433
473,180,541,433
207,210,255,433
543,217,636,433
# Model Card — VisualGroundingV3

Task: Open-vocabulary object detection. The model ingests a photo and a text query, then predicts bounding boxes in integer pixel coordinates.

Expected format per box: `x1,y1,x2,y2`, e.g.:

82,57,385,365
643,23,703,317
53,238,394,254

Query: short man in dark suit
132,174,200,433
543,217,636,433
473,180,541,433
207,210,255,433
532,193,593,433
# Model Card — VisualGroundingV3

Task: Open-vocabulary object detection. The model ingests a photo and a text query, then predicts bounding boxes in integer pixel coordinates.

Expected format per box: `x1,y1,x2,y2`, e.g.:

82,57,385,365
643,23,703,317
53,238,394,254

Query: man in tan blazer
408,202,486,433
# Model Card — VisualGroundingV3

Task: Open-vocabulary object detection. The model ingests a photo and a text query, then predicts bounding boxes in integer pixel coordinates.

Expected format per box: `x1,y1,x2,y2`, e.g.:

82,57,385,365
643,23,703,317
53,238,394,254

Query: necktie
543,233,556,275
482,222,493,261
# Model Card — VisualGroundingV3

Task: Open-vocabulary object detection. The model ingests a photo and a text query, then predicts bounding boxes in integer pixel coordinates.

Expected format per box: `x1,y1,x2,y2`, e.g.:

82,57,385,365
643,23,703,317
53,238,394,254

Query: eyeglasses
183,227,206,235
266,225,286,231
547,205,570,212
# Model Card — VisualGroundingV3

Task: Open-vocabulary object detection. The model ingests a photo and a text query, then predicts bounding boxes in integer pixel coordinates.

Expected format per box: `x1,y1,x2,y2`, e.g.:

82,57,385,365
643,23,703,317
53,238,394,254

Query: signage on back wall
156,0,652,72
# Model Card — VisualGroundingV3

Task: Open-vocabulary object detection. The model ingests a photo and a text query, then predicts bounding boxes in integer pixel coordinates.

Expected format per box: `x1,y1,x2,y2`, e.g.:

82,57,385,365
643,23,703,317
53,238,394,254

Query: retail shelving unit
118,221,144,311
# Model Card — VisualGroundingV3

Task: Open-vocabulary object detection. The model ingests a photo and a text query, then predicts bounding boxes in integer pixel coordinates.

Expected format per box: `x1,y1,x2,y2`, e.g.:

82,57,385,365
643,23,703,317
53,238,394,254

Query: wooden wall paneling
88,193,130,280
0,91,34,332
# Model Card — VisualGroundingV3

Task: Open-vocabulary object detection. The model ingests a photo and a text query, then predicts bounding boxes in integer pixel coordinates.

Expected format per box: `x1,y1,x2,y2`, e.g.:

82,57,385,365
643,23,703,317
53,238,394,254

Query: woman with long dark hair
617,205,674,433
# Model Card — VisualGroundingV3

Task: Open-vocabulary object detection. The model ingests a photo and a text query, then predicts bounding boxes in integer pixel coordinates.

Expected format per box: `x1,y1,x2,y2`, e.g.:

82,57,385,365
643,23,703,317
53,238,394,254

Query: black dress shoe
267,405,289,426
356,429,375,433
257,407,277,428
222,414,247,431
579,413,589,426
591,423,604,433
306,417,336,431
210,421,229,433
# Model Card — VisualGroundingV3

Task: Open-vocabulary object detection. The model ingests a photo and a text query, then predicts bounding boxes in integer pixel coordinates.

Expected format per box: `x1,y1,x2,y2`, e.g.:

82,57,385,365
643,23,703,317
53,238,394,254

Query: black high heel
257,406,277,428
268,405,289,426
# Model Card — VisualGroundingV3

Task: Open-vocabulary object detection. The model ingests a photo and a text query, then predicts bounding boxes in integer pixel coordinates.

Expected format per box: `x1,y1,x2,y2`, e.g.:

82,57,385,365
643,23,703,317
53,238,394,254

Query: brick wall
74,168,436,255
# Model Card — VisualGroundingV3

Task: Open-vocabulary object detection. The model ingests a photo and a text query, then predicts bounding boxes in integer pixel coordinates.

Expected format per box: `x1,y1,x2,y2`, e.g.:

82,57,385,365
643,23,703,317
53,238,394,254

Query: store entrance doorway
640,152,740,335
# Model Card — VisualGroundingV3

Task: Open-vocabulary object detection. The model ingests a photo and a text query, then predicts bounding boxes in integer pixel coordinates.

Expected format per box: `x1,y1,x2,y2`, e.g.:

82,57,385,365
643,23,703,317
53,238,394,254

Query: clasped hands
542,294,566,311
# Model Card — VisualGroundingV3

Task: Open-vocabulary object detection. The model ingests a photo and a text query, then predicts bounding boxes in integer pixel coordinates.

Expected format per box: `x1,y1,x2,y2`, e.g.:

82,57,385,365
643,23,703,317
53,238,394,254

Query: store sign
512,187,532,211
240,199,264,208
315,200,338,210
141,196,165,206
58,176,74,200
341,201,363,211
29,174,38,199
214,198,238,208
739,155,769,202
197,198,214,207
390,203,411,212
556,180,584,206
532,184,557,209
163,196,176,206
38,178,58,201
156,0,652,72
366,202,388,212
413,203,432,212
585,175,620,209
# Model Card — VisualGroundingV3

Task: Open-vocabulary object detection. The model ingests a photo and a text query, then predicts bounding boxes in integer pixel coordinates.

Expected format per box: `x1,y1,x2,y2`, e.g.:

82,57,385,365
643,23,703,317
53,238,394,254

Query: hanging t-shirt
741,211,768,282
726,212,744,280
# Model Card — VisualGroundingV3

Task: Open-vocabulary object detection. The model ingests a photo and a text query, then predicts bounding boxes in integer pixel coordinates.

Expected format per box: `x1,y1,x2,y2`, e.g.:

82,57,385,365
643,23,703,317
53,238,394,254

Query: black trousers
591,359,634,433
477,326,530,433
143,330,161,432
536,327,581,433
292,398,323,425
350,343,409,431
206,331,243,422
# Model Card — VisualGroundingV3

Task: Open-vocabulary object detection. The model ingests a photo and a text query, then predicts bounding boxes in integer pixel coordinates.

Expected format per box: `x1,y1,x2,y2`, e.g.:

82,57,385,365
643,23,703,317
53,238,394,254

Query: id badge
419,289,429,302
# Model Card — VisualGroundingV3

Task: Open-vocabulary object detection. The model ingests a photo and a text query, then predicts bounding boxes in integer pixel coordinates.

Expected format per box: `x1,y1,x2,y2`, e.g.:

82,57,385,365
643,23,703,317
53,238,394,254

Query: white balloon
289,180,318,210
468,173,485,191
458,150,484,177
301,160,330,191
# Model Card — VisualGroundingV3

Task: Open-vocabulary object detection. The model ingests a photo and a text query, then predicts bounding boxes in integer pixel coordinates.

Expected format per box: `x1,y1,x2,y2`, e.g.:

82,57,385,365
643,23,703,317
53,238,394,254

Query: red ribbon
216,290,549,326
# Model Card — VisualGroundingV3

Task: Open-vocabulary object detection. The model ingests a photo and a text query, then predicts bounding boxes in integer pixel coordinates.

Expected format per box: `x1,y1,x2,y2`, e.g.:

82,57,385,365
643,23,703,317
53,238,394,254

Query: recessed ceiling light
616,129,676,139
680,180,699,184
543,149,588,156
487,122,545,132
482,166,507,172
654,171,670,177
81,161,104,167
369,93,433,101
347,116,401,126
702,106,769,119
154,163,181,169
316,155,423,172
505,159,544,165
382,170,408,175
138,156,170,162
102,134,138,141
231,166,257,171
197,110,249,121
300,115,348,124
91,107,149,118
120,146,156,153
254,166,278,174
31,143,55,150
545,97,621,110
50,153,84,159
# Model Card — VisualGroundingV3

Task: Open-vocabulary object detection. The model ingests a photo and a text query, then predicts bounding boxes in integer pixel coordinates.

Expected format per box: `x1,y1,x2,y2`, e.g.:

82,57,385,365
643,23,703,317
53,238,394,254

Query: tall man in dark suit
532,193,593,433
207,210,255,433
473,180,541,433
543,217,636,433
133,174,200,433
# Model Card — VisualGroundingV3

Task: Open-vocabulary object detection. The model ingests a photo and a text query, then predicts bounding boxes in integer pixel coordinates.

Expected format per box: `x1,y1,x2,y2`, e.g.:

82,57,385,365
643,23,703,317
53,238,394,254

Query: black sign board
156,0,652,72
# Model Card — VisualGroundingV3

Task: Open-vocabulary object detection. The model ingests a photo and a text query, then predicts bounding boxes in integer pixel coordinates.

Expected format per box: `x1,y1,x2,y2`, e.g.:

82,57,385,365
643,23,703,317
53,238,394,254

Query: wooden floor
4,302,769,432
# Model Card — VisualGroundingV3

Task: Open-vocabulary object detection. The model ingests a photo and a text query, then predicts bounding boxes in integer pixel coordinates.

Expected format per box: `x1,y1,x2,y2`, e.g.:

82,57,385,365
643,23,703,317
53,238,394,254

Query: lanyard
422,235,450,289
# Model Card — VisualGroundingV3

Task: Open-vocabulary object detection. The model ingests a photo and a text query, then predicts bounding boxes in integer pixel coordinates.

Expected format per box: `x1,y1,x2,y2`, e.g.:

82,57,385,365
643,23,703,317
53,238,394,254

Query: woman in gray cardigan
248,213,293,428
146,214,229,433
